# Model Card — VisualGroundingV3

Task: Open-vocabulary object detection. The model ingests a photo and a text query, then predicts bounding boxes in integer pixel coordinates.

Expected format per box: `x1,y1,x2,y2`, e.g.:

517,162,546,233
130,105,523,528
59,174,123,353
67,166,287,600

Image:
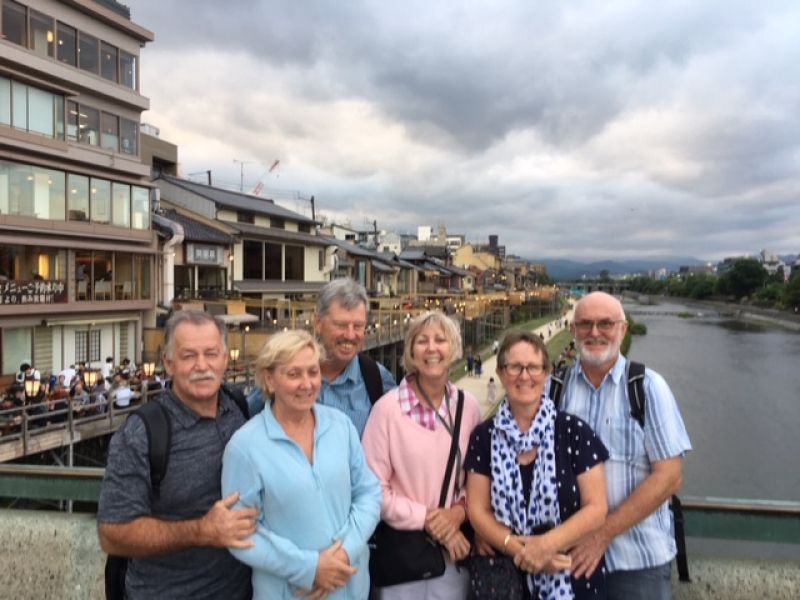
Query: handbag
468,554,530,600
369,390,465,588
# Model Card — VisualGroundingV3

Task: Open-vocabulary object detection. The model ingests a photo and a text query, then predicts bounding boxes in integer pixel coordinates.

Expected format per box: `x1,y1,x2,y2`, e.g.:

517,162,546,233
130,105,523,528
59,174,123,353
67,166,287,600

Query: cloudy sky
130,0,800,262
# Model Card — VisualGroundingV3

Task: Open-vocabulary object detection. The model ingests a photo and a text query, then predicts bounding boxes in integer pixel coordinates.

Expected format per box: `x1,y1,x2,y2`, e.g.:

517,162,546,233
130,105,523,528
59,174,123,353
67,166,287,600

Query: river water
623,300,800,503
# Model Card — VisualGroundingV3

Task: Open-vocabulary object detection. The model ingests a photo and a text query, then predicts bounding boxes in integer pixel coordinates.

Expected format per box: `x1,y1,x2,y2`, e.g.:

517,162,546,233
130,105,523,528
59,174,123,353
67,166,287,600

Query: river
623,299,800,503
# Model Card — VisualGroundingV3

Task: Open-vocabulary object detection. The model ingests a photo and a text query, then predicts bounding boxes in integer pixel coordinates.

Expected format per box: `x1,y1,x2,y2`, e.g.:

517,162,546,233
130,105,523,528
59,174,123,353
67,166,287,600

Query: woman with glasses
464,330,609,599
362,311,482,599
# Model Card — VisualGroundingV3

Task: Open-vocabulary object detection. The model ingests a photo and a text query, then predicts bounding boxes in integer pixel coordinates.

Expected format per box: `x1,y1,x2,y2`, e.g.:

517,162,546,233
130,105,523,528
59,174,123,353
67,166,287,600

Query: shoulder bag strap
438,389,465,508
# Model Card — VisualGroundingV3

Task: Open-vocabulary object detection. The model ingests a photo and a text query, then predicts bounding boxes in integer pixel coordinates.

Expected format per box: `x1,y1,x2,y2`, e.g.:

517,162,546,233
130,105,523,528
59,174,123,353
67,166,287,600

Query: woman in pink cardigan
362,311,481,599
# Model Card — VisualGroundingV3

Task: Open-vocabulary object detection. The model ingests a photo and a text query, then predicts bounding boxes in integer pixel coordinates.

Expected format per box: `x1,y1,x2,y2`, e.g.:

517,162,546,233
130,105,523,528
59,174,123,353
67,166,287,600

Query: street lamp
229,348,240,382
143,362,156,378
24,377,41,399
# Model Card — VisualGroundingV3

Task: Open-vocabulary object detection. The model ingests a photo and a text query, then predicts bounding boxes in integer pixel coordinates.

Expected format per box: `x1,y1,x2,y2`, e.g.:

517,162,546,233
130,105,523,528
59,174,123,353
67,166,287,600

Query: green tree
721,259,768,299
598,269,611,282
783,272,800,309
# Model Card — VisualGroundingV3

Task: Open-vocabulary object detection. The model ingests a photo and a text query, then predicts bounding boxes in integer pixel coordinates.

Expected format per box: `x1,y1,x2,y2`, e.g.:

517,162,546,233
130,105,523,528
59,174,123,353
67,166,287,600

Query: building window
120,118,138,155
56,22,77,67
30,9,55,59
67,174,89,221
318,250,324,271
120,51,137,89
79,106,100,145
0,77,11,126
100,42,118,82
78,32,99,74
270,218,285,229
111,182,130,227
135,254,151,299
265,243,282,280
242,240,263,278
285,245,304,280
237,211,255,224
90,178,111,224
101,112,119,151
131,186,149,229
299,223,311,233
1,0,27,47
75,330,101,363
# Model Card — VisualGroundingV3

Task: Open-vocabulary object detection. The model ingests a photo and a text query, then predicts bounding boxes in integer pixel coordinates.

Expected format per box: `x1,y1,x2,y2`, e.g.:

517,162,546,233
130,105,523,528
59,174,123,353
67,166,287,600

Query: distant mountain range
538,257,706,281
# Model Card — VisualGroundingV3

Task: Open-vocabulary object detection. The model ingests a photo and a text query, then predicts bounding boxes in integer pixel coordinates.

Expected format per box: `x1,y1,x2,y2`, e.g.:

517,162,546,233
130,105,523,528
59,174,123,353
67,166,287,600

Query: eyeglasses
574,319,623,333
502,363,545,377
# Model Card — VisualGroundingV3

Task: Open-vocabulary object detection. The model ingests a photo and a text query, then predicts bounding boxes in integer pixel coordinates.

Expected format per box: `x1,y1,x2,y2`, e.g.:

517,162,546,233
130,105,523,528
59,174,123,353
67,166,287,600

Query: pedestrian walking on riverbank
559,292,692,600
486,377,497,406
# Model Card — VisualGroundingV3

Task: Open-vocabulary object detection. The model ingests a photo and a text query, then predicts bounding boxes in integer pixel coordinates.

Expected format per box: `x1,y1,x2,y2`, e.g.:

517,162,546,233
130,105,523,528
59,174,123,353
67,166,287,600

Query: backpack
358,353,386,405
103,384,250,600
549,361,690,583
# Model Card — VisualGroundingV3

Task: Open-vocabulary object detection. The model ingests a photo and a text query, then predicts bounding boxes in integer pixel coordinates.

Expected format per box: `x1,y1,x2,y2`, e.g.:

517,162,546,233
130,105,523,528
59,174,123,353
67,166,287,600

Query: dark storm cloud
131,0,800,260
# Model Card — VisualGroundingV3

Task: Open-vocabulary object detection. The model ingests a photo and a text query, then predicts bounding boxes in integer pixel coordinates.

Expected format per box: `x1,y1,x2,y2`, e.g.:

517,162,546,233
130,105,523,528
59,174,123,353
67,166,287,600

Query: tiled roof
161,209,234,244
229,222,330,247
157,175,316,225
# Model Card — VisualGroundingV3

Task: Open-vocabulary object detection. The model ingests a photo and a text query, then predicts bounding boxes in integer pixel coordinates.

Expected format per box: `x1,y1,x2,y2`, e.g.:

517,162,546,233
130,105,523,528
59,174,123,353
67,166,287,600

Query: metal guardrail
0,465,798,548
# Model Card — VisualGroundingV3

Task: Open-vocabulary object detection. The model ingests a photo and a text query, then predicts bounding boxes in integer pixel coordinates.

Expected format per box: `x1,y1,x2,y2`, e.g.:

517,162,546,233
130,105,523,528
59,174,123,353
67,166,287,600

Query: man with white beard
559,292,691,600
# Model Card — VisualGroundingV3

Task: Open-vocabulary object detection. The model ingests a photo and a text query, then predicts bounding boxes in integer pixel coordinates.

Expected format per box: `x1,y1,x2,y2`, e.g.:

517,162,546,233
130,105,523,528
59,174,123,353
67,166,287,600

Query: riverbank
625,294,800,331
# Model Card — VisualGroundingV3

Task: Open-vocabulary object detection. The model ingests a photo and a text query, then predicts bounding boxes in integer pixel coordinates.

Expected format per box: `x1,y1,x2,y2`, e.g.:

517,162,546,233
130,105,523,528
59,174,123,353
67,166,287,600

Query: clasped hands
295,540,355,600
425,505,470,561
477,531,570,574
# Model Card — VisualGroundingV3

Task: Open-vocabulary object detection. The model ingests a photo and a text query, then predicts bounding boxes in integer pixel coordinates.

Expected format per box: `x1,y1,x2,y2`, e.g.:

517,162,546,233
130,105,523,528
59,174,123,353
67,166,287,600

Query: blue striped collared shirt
319,356,396,437
560,354,692,572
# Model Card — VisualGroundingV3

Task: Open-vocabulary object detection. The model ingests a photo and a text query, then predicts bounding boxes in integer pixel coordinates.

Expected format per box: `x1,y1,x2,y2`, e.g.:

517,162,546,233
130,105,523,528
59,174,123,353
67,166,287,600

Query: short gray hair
316,278,369,319
163,310,227,359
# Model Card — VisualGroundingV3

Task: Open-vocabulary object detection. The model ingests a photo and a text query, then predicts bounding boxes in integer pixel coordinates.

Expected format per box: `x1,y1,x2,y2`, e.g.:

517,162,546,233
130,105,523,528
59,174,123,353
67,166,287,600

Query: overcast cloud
130,0,800,261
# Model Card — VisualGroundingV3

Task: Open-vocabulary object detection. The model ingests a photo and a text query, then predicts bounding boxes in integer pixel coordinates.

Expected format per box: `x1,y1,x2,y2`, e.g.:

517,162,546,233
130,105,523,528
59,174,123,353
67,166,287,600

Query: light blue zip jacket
222,403,381,599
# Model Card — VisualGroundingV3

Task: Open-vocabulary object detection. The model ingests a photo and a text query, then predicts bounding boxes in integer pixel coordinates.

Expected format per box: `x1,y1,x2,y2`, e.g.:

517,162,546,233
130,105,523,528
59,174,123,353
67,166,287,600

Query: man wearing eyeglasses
560,292,691,600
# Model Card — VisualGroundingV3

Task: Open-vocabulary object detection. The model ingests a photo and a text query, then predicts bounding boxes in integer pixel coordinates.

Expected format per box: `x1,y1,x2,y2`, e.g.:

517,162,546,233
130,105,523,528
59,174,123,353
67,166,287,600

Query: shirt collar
575,353,627,388
164,387,233,429
327,356,361,386
261,403,330,441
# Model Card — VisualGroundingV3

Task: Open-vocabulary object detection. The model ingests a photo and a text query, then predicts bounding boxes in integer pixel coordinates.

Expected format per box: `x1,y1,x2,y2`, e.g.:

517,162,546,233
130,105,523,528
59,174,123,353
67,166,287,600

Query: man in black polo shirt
98,311,255,599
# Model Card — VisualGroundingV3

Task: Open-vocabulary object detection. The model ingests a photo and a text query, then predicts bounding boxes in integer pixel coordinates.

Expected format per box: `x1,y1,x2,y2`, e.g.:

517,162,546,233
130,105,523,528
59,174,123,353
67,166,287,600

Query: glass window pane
66,101,78,141
243,240,263,279
1,0,27,47
78,33,99,74
285,245,304,280
93,251,112,301
31,166,65,220
12,81,27,130
131,186,149,229
75,250,91,301
54,94,65,140
0,76,10,126
100,42,118,82
6,161,34,217
111,182,130,227
265,243,282,280
57,23,77,67
119,51,136,89
30,10,55,58
28,87,54,137
79,106,99,145
120,118,138,155
114,252,133,300
135,255,151,299
2,328,32,375
90,178,110,224
67,174,89,221
101,112,118,151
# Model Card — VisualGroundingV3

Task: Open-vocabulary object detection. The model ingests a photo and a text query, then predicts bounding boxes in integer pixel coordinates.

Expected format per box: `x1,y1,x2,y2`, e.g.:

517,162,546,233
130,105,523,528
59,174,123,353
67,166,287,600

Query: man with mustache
559,292,691,600
98,311,255,599
247,278,396,436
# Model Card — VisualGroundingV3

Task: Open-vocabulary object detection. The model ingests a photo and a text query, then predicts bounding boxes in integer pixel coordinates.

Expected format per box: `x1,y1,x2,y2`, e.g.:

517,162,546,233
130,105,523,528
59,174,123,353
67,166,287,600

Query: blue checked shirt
560,354,692,572
319,356,396,437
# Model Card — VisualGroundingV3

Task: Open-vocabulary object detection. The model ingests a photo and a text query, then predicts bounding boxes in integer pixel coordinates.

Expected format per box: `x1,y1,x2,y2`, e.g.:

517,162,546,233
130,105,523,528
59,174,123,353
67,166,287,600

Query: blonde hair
401,311,463,376
254,330,324,397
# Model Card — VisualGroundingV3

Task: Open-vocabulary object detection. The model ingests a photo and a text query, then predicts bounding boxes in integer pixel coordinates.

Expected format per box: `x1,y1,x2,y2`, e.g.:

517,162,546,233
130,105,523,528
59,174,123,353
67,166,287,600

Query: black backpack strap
549,365,569,409
221,382,250,419
670,495,691,582
626,360,690,583
626,361,646,428
438,390,465,508
130,401,172,498
358,353,384,405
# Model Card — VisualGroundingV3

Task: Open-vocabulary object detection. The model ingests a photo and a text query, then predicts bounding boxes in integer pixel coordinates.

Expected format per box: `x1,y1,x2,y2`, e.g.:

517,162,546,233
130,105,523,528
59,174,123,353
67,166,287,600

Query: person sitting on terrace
70,380,93,417
47,375,70,424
